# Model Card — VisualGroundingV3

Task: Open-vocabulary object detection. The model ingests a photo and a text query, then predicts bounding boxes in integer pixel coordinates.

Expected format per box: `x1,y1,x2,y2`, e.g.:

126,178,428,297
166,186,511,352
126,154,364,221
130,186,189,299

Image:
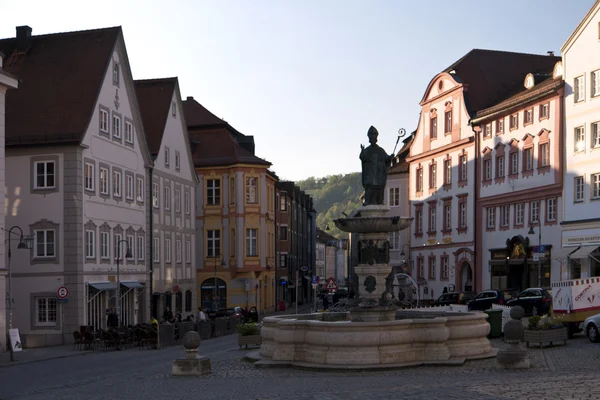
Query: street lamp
528,220,542,287
213,254,225,311
4,226,32,362
400,244,411,272
115,239,132,332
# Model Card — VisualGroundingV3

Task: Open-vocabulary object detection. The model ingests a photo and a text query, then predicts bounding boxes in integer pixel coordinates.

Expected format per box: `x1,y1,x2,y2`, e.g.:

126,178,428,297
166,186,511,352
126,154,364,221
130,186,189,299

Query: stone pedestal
172,331,212,376
497,306,530,369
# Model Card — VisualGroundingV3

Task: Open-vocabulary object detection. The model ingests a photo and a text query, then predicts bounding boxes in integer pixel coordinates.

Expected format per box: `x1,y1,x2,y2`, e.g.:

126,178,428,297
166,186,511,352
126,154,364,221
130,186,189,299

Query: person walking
197,307,207,322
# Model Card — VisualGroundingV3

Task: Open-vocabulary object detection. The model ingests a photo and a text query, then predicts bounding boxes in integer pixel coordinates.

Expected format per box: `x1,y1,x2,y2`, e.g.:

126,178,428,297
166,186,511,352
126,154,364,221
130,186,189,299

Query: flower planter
524,328,568,348
238,334,262,349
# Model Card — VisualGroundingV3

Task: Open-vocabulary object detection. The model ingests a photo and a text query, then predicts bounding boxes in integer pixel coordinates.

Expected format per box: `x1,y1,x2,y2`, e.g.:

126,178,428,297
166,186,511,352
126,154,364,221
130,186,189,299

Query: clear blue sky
2,0,595,181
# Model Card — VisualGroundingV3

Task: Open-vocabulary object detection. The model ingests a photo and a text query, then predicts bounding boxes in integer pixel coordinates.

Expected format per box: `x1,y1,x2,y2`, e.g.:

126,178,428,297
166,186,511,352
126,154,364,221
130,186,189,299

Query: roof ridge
1,26,122,40
134,77,178,84
444,48,560,73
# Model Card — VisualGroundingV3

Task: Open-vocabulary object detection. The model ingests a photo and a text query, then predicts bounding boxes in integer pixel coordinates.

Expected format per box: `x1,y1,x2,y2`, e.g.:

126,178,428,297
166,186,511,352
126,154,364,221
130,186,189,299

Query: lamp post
115,239,132,332
4,226,31,362
528,220,542,287
213,254,225,311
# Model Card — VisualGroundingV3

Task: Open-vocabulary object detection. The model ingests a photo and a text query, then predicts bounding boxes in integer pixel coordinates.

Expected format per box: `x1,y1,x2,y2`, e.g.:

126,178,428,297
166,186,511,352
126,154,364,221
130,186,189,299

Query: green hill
297,173,363,239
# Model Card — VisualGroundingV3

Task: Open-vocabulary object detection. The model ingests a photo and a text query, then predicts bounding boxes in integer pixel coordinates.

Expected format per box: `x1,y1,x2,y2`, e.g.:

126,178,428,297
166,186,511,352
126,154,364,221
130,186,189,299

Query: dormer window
113,61,120,86
524,73,534,89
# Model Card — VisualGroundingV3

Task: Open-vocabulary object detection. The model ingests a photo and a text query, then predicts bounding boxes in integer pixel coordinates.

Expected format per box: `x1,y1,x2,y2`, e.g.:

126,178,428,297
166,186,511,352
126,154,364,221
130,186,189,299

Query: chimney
186,96,194,101
547,51,554,56
16,25,32,51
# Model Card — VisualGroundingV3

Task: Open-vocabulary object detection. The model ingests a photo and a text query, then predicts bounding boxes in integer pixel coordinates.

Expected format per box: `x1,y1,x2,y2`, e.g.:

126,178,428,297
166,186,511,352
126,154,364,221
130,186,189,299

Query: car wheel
532,306,538,316
588,324,600,343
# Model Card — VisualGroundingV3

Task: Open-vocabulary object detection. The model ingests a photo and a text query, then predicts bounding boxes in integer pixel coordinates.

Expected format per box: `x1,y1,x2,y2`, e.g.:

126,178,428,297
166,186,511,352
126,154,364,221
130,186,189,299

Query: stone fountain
252,126,496,369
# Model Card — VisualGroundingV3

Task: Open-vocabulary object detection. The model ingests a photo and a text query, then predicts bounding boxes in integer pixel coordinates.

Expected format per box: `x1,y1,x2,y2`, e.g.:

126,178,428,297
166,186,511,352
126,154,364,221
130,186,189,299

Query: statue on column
360,126,394,206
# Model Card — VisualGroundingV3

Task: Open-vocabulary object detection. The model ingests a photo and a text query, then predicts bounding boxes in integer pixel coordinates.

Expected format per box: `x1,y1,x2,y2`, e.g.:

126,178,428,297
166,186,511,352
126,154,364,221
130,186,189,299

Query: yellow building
183,97,276,313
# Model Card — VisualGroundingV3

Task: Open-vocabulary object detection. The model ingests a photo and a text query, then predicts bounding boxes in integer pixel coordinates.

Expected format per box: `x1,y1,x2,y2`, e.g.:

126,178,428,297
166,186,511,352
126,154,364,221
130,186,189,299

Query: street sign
300,266,309,272
539,245,546,253
312,275,317,285
326,277,338,291
312,284,318,289
533,253,540,262
57,286,68,299
57,299,68,303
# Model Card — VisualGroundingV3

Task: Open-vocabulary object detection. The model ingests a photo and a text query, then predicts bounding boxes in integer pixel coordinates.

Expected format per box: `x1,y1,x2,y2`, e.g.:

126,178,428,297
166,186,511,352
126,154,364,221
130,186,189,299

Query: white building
0,26,152,347
560,0,600,279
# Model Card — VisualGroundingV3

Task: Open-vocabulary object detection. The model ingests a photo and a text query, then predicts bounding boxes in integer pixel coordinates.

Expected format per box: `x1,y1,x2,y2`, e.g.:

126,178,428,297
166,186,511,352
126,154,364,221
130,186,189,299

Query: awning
552,247,579,261
569,245,600,260
121,281,144,289
88,282,117,291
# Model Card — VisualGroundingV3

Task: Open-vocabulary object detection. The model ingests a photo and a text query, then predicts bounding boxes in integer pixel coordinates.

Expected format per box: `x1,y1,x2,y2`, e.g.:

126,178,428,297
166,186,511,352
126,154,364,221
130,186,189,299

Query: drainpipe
148,166,154,319
274,185,278,312
470,124,479,292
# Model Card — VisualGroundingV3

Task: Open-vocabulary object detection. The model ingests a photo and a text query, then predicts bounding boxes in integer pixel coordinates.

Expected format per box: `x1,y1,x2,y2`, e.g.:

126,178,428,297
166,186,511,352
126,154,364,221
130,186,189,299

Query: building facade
472,62,565,291
1,26,153,346
135,78,198,321
560,0,600,279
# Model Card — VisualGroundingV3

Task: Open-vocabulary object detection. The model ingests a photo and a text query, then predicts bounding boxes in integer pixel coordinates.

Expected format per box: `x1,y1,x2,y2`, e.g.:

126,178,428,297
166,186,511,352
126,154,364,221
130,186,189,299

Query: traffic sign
326,277,337,291
539,245,546,253
312,284,318,289
312,275,317,285
300,266,309,272
57,286,68,299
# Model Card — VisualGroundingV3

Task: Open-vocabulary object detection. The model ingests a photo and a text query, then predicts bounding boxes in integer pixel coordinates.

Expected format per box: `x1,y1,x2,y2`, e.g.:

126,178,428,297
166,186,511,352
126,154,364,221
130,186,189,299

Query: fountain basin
255,310,496,369
333,216,413,233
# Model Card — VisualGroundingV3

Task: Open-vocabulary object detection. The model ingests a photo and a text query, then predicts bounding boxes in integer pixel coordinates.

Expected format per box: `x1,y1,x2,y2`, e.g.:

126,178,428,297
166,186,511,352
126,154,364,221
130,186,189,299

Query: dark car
215,307,245,322
434,292,477,306
506,288,552,316
467,290,513,311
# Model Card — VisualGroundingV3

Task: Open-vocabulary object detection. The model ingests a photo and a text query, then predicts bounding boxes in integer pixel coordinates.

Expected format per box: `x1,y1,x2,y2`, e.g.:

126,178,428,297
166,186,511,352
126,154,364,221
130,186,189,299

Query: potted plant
523,315,568,348
237,322,262,349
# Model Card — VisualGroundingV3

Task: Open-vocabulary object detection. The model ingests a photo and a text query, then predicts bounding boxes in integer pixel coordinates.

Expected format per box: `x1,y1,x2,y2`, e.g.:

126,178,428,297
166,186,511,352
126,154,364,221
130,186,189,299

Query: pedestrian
323,294,329,310
163,306,173,323
197,307,207,322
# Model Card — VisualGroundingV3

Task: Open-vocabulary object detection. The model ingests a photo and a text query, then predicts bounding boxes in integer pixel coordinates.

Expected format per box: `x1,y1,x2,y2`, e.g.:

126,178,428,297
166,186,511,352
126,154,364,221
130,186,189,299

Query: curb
0,350,93,369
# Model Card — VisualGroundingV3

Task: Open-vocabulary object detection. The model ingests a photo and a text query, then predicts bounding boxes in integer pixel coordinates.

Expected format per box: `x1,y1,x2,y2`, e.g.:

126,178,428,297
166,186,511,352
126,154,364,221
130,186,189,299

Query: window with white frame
497,156,505,177
444,203,451,231
484,159,492,180
246,228,258,256
207,179,220,205
152,182,159,208
100,232,109,259
575,176,585,202
429,257,436,279
175,152,180,170
125,121,134,144
113,61,119,85
497,119,504,134
164,186,171,210
113,171,122,197
389,187,400,206
515,203,524,225
114,233,123,260
35,297,57,326
34,161,56,189
85,162,94,191
510,152,518,175
592,122,600,149
164,148,170,167
525,148,533,171
575,126,585,152
530,200,540,223
185,240,191,263
388,231,400,249
510,114,518,129
175,188,181,212
113,115,121,139
280,195,287,211
575,76,585,102
280,254,287,267
444,159,452,185
176,240,182,263
126,235,134,260
136,177,144,202
540,143,550,167
184,192,191,214
246,177,258,203
487,207,496,229
525,109,533,124
429,206,436,232
137,235,145,260
540,103,549,119
500,205,509,227
416,209,423,234
459,202,467,228
593,173,600,199
165,238,172,263
416,168,423,192
547,198,557,221
459,155,467,181
417,258,424,278
429,163,436,188
153,237,159,262
441,256,449,279
35,229,55,258
85,230,95,258
100,109,109,133
207,230,220,257
484,124,491,137
592,70,600,97
100,167,109,195
126,175,134,200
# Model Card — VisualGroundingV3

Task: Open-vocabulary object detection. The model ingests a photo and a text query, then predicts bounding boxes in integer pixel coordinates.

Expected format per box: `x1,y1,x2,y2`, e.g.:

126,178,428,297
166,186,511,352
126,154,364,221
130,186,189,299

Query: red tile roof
182,96,225,128
0,26,121,146
190,127,270,168
134,78,177,155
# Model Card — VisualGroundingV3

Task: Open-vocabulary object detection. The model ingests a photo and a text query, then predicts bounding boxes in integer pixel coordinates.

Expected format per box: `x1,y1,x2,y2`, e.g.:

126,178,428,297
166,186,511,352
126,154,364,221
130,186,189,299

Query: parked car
506,288,552,316
215,307,245,322
467,289,516,311
433,292,477,306
583,313,600,342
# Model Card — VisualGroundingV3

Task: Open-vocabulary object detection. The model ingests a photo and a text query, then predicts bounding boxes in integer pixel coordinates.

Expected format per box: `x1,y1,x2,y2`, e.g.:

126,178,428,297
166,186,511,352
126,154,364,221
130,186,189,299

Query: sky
1,0,595,181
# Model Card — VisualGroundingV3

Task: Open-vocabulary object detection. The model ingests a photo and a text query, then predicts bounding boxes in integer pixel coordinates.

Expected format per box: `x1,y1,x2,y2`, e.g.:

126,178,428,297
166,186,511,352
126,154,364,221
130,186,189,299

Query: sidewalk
0,345,92,368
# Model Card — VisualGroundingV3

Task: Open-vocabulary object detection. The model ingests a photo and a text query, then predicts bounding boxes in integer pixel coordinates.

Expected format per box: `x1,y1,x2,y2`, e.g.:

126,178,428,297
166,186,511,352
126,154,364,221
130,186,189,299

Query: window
459,154,467,181
593,173,600,199
126,175,134,200
415,209,423,234
593,70,600,97
100,167,109,195
34,161,55,189
444,159,452,185
389,187,400,206
36,298,57,326
444,110,452,133
429,257,436,279
280,254,287,267
207,179,220,205
100,232,109,259
100,109,109,133
515,203,524,226
280,195,287,211
416,167,423,192
496,119,504,134
125,121,134,144
113,115,121,139
230,177,236,204
487,207,496,229
176,240,182,263
185,240,191,263
592,122,600,149
246,228,258,256
34,230,55,258
137,235,145,260
417,257,424,278
430,117,437,139
500,205,509,227
126,235,134,260
510,152,518,175
547,198,556,222
231,229,236,256
85,163,94,191
174,188,181,213
136,177,144,202
113,170,122,197
509,114,518,130
184,192,191,214
459,201,467,229
484,159,492,180
540,103,549,119
280,226,288,240
441,256,449,279
575,126,585,152
524,148,533,171
165,148,170,167
540,143,550,167
164,186,171,210
575,176,585,202
575,76,585,102
388,231,400,249
246,177,258,203
484,124,491,138
113,61,119,85
152,182,159,208
443,203,451,231
165,238,172,263
175,152,180,171
496,156,505,178
429,205,436,233
114,233,123,259
524,109,533,124
530,200,540,223
153,237,160,262
429,163,436,188
85,230,95,258
172,102,176,116
207,230,220,257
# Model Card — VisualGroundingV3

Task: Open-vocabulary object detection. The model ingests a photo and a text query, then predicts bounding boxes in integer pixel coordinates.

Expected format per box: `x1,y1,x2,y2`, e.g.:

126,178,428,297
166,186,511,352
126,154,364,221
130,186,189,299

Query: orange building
183,97,277,313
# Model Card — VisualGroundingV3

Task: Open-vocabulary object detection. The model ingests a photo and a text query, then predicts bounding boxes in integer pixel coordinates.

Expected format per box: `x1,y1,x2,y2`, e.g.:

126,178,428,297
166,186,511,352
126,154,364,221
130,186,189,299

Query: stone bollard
496,306,530,369
171,331,212,376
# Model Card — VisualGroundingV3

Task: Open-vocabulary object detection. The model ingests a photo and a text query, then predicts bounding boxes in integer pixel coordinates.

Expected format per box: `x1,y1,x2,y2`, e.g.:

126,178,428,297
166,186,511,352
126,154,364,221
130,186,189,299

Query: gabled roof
190,127,270,168
439,49,561,115
0,26,121,146
562,0,600,53
134,77,177,155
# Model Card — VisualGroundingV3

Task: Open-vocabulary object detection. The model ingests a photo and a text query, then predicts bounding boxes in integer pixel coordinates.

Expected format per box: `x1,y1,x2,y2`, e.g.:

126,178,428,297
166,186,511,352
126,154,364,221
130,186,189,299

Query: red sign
326,277,337,291
173,285,180,293
57,286,69,299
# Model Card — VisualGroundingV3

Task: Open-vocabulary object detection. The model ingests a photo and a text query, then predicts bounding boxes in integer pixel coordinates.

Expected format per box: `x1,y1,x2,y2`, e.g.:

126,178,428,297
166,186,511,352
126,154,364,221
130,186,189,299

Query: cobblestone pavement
1,333,599,400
